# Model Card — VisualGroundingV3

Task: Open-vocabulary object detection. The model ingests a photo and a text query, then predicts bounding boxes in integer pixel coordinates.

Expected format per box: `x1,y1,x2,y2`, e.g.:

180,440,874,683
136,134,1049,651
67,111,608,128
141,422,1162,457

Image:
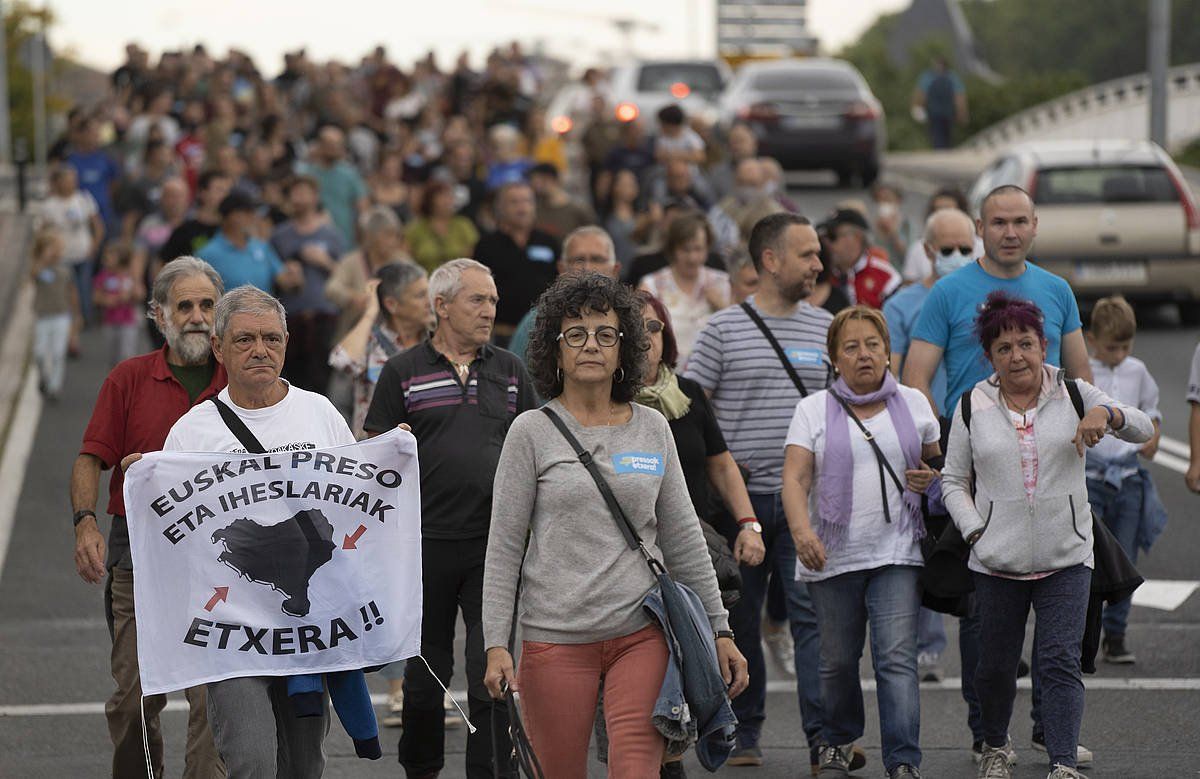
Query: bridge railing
964,62,1200,152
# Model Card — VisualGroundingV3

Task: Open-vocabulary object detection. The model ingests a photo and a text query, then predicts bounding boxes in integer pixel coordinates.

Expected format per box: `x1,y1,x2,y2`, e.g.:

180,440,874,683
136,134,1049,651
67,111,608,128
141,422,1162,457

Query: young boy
1084,296,1168,664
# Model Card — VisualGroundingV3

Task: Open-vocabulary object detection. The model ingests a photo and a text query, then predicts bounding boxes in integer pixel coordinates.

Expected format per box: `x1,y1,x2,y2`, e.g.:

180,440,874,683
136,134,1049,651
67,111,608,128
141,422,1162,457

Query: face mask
935,249,974,277
877,201,898,220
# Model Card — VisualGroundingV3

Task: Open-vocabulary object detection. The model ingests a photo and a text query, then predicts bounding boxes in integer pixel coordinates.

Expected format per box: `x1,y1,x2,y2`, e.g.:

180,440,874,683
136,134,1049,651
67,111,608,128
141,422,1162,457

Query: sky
44,0,910,73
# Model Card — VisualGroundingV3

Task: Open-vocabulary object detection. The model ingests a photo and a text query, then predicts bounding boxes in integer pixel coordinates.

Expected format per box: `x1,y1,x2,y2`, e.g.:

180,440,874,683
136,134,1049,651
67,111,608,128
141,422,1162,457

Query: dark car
719,58,886,186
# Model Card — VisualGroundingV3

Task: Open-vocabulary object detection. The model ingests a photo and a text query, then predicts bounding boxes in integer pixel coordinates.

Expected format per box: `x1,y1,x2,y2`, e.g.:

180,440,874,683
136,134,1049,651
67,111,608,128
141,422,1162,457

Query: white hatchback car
968,140,1200,322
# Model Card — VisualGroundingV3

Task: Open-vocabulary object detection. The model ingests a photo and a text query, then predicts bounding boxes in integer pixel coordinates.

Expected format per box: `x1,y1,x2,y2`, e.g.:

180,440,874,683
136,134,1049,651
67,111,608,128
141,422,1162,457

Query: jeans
974,565,1090,769
917,608,947,658
33,314,72,395
71,259,95,326
809,566,922,772
1087,475,1143,637
401,537,510,778
726,492,824,748
207,675,329,779
519,624,669,777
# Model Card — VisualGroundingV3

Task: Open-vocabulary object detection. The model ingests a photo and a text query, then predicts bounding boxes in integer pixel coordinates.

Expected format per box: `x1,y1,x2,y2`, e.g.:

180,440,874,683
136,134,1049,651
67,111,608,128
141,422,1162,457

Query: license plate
1073,261,1148,285
783,116,840,130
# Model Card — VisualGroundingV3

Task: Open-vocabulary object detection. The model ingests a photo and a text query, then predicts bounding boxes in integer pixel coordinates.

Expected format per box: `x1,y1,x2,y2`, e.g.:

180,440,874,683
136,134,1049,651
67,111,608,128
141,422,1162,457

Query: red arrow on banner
343,524,367,550
204,587,229,612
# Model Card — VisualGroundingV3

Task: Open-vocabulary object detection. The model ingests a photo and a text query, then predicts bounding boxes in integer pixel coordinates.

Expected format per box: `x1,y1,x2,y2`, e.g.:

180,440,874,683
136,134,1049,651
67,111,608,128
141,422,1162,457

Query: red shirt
80,346,227,517
841,247,902,309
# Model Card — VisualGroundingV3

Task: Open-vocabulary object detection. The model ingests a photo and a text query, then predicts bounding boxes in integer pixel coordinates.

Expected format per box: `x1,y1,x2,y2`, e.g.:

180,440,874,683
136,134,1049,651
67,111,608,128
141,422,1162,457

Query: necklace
1000,388,1039,429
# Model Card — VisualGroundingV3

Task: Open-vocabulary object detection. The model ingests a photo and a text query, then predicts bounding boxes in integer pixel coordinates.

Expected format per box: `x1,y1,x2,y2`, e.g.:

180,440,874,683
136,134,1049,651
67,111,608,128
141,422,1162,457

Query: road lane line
1132,579,1200,611
1150,450,1189,475
1158,435,1190,459
7,679,1200,717
0,368,43,574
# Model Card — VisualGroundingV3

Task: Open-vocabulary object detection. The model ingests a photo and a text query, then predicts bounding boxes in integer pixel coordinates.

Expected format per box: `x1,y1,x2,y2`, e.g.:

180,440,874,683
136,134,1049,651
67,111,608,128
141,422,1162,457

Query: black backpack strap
1065,378,1085,419
960,389,973,431
540,407,664,575
830,391,905,524
740,301,808,397
209,397,267,454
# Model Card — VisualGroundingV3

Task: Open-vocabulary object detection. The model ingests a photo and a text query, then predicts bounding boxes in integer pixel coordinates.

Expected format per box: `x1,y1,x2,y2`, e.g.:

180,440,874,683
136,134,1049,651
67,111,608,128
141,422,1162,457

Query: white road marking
6,678,1200,718
0,369,43,573
1132,579,1200,611
1150,449,1190,475
1157,435,1190,459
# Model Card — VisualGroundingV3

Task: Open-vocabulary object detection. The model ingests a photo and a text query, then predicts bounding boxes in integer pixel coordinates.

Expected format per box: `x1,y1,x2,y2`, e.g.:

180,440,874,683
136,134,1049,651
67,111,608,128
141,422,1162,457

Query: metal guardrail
964,61,1200,151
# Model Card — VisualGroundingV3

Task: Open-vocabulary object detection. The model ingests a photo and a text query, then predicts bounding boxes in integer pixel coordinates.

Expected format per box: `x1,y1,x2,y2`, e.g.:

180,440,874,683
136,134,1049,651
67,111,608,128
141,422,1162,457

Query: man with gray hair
507,225,620,362
365,259,536,778
72,255,227,778
155,284,356,776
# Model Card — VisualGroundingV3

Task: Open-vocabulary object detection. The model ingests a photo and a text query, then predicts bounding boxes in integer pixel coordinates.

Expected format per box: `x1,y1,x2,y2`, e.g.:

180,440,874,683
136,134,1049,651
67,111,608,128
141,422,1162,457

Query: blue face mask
935,249,974,277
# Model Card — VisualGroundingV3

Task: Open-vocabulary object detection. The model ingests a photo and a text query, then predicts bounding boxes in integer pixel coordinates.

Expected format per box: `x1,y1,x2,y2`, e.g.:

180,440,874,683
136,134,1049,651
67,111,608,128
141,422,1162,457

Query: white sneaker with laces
977,745,1012,779
1047,765,1088,779
1031,737,1092,768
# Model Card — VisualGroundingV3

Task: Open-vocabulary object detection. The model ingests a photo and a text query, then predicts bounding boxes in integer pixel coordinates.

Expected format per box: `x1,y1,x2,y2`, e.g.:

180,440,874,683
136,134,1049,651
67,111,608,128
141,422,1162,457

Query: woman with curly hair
482,272,748,777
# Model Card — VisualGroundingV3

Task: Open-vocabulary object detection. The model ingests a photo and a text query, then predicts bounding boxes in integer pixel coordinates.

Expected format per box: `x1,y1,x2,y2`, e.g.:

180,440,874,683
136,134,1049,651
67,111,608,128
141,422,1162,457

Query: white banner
123,429,422,695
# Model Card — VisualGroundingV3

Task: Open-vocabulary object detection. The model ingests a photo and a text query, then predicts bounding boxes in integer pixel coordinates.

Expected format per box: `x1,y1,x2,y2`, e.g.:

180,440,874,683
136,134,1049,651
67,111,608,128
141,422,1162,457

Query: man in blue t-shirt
900,185,1095,768
198,192,297,294
912,57,968,149
66,116,123,233
903,185,1091,418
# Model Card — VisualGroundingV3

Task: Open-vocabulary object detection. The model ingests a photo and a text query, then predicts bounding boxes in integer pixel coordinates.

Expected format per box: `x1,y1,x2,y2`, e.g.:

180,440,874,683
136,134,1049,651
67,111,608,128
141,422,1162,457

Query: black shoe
1103,634,1136,664
1016,657,1030,678
660,759,687,778
727,744,763,766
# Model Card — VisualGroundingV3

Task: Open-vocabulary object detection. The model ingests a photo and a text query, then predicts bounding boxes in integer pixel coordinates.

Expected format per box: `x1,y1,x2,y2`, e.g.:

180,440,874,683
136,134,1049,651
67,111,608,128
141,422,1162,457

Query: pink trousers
518,624,669,778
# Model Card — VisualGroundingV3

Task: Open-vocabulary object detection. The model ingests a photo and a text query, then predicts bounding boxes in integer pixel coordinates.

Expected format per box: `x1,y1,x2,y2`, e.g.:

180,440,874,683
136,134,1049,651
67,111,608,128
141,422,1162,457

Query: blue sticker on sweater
612,452,664,476
787,347,824,367
527,245,555,263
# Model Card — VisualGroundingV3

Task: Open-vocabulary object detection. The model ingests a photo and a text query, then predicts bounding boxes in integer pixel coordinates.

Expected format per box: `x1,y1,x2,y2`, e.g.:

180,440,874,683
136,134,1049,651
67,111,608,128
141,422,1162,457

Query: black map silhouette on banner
211,508,337,616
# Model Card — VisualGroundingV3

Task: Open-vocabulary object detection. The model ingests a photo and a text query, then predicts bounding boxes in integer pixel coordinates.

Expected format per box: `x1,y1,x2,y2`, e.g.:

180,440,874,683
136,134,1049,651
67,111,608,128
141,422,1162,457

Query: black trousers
400,536,512,778
282,311,335,394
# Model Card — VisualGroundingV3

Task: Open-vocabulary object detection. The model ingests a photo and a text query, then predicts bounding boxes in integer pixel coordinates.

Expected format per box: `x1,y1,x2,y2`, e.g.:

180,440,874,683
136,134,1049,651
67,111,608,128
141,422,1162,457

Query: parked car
718,58,886,186
607,59,731,127
968,140,1200,323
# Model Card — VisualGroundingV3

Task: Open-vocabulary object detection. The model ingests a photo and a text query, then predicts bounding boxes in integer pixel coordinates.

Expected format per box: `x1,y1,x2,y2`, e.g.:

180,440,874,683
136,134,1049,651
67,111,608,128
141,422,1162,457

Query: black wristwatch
73,509,97,527
715,629,735,641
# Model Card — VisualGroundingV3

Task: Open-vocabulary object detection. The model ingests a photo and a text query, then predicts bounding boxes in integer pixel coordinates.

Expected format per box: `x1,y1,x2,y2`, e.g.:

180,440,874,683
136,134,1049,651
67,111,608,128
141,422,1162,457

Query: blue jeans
727,492,824,748
917,607,947,658
974,565,1091,769
809,565,922,772
71,259,95,327
1087,475,1143,637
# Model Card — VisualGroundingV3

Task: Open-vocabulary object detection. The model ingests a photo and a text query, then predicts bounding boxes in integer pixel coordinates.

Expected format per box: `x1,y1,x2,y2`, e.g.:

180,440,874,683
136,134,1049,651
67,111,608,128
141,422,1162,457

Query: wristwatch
715,629,735,641
73,509,97,527
737,517,762,534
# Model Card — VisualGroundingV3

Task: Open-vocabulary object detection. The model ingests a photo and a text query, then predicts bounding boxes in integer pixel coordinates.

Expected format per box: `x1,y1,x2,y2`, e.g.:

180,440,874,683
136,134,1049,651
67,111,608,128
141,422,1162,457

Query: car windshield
751,69,859,92
1035,165,1178,205
636,64,723,94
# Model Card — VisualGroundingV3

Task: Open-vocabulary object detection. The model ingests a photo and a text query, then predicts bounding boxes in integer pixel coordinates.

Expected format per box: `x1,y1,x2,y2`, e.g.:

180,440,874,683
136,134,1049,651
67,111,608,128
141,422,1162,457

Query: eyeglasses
644,319,664,334
557,325,622,348
937,245,974,256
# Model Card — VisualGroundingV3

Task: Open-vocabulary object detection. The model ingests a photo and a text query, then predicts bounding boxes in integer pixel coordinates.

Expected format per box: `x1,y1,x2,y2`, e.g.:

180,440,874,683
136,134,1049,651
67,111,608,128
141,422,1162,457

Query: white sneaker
444,692,464,729
382,688,403,728
1047,765,1088,779
1031,736,1092,768
917,651,943,683
972,737,1017,765
762,620,796,677
977,744,1012,779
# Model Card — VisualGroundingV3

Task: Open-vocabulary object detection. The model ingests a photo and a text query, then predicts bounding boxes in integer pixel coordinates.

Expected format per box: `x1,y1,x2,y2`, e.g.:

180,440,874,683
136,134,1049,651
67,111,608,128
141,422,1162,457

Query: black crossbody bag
740,301,830,397
210,397,267,453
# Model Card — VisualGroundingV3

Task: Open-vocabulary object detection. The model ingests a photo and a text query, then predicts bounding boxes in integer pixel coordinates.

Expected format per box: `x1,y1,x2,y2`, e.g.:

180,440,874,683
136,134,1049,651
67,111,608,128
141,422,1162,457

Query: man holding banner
72,256,227,779
123,285,423,778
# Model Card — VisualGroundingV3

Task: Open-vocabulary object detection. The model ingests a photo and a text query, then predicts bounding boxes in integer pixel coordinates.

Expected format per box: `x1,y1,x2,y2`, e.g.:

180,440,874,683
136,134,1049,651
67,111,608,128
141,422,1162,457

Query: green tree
4,1,61,159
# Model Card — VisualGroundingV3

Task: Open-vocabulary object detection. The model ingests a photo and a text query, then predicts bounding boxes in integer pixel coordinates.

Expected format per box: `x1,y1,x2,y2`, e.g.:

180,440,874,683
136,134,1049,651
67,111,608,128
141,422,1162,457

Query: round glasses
644,319,664,334
557,325,622,348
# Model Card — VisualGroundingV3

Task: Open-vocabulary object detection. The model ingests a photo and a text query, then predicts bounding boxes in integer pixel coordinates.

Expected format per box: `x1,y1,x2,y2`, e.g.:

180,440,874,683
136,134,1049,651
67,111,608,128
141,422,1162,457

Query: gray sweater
482,400,729,647
942,367,1153,575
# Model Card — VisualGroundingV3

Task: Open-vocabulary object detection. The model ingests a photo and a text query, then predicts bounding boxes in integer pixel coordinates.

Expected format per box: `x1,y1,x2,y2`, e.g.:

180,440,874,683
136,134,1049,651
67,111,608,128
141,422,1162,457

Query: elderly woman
942,292,1153,779
782,306,940,779
482,272,748,777
325,206,411,341
329,261,430,439
638,214,730,365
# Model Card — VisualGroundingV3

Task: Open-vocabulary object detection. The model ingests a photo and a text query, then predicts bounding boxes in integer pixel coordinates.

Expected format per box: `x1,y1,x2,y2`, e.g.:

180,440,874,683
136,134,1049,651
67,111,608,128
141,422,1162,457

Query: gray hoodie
942,367,1153,576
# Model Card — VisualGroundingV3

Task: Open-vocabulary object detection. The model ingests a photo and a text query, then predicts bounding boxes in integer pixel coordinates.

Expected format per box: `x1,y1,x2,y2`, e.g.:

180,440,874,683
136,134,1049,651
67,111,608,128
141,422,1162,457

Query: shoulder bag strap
740,301,808,397
539,407,665,575
209,397,268,454
372,324,403,360
829,391,905,524
1065,378,1085,420
960,389,973,431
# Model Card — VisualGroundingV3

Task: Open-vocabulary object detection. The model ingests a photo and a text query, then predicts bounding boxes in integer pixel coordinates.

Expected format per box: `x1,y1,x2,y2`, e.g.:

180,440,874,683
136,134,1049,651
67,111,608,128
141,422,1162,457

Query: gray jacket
942,367,1153,575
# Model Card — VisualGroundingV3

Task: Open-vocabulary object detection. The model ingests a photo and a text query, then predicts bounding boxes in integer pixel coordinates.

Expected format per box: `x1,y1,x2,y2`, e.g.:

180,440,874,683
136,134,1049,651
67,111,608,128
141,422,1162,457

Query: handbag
539,406,735,769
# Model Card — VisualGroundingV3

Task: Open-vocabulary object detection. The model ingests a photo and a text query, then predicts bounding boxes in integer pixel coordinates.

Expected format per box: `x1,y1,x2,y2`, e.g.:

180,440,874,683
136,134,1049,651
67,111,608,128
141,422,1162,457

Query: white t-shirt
164,382,355,454
639,266,730,366
38,191,99,263
785,385,940,582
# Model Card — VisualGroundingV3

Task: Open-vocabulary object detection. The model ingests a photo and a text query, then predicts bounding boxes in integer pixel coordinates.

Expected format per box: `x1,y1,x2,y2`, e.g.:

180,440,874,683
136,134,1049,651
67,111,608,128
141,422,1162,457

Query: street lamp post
1147,0,1169,148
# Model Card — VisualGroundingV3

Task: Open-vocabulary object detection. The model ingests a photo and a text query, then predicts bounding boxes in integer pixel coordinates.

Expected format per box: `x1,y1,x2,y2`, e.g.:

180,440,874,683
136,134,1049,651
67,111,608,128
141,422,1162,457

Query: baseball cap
218,191,260,217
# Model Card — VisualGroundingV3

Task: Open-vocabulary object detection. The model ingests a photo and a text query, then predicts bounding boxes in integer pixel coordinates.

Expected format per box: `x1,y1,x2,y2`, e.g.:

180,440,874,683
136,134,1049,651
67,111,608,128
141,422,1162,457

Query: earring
614,367,625,383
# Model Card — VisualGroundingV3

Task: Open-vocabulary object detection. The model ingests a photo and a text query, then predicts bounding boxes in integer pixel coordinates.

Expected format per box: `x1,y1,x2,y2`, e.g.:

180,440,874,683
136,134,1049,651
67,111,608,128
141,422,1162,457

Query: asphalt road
1,170,1198,778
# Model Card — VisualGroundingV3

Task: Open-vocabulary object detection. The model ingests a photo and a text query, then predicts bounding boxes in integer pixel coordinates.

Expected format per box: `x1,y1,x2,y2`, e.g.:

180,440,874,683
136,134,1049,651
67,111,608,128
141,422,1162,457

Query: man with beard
72,256,227,779
685,213,867,775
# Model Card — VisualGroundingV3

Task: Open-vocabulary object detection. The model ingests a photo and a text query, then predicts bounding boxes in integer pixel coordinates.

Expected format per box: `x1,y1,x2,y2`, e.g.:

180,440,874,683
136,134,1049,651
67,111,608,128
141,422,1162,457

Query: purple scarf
816,371,925,553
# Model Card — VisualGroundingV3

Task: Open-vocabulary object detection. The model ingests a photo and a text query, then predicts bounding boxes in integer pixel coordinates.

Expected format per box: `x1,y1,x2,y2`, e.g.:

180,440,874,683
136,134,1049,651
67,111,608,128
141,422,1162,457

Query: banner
124,429,422,695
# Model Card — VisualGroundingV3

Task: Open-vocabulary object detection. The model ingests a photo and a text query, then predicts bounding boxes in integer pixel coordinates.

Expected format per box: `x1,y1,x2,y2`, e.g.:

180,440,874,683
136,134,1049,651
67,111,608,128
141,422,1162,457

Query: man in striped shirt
686,213,847,771
364,258,536,778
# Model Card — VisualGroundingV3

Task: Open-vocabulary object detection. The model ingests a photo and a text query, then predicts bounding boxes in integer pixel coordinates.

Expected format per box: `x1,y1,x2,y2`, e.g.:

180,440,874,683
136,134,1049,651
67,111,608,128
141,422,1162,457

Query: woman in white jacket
941,292,1153,779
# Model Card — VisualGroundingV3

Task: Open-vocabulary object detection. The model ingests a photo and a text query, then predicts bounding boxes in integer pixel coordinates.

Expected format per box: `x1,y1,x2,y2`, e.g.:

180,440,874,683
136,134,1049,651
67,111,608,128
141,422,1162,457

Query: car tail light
843,101,878,120
669,82,690,99
1163,164,1200,252
550,115,573,135
1026,170,1039,201
737,102,779,122
615,102,639,123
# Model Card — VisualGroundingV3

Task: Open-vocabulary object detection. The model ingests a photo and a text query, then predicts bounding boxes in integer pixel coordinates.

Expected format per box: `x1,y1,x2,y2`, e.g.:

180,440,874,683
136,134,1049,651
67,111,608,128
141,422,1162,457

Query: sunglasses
644,319,664,334
937,245,974,256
